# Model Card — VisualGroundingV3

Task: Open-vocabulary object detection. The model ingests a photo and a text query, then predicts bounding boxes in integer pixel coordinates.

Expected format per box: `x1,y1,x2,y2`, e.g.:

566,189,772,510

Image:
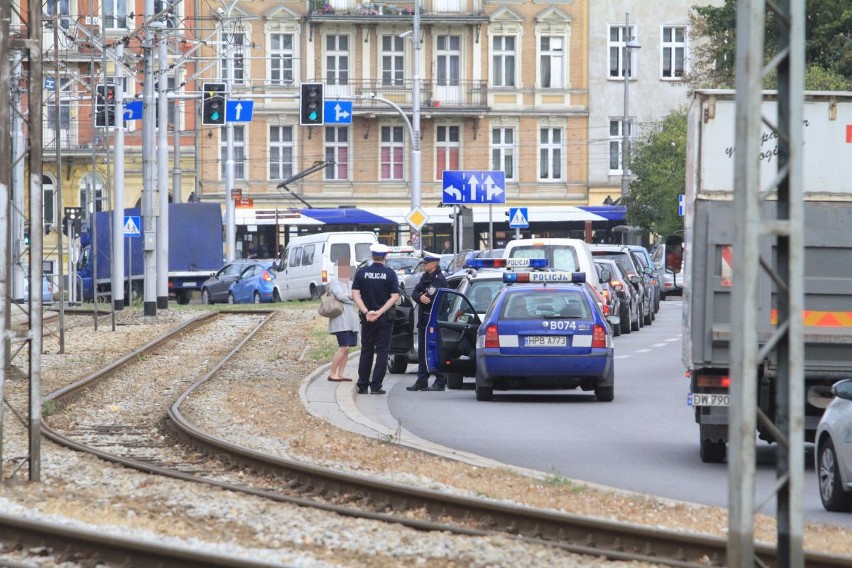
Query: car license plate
524,336,566,347
688,393,730,406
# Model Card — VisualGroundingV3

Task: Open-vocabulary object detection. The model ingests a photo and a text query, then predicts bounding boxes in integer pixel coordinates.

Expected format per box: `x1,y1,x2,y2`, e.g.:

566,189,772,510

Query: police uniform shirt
413,268,447,316
353,262,400,312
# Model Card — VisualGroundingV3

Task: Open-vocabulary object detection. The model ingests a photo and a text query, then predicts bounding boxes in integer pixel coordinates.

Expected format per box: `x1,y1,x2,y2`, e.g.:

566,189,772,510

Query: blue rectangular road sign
227,100,254,122
123,100,143,121
324,100,352,124
508,207,529,228
441,170,506,204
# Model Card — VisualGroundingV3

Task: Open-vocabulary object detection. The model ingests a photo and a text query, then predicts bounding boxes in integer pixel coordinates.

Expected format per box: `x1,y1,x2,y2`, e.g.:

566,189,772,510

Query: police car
425,259,614,402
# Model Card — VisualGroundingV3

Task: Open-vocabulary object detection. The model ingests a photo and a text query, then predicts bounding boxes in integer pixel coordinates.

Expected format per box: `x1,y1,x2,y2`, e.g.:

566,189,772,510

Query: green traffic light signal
300,83,324,126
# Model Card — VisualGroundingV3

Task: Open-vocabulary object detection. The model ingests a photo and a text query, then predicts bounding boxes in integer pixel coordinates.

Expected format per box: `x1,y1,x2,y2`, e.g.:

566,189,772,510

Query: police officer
352,243,400,395
406,251,448,391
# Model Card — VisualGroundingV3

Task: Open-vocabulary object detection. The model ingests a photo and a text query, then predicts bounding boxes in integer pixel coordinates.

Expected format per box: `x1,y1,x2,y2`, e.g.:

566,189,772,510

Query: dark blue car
426,269,614,402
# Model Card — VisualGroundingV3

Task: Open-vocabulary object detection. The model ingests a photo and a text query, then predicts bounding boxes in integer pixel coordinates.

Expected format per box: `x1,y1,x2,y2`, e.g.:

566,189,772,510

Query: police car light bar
470,258,548,269
387,246,416,254
503,271,586,284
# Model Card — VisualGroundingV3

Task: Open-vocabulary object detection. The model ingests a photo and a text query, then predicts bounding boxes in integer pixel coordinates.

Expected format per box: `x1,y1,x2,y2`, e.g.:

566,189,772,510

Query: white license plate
688,393,730,406
524,336,566,347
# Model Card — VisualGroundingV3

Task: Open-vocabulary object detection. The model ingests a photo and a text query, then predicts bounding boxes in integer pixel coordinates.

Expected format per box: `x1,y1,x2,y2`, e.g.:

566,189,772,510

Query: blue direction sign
508,207,529,228
123,216,141,238
227,100,254,122
324,100,352,124
123,100,143,121
441,170,506,205
45,78,56,91
678,194,685,216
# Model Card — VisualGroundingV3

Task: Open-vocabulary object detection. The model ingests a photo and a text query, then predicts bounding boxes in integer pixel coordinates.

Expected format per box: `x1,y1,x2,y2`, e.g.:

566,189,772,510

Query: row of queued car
200,259,278,305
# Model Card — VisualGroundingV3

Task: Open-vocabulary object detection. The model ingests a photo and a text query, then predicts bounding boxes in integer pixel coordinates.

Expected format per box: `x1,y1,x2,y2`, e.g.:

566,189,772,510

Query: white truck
683,90,852,463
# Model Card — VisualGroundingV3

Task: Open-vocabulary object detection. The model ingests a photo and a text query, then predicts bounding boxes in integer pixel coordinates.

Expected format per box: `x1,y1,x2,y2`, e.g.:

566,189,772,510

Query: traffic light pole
221,2,237,262
112,43,126,309
141,0,157,317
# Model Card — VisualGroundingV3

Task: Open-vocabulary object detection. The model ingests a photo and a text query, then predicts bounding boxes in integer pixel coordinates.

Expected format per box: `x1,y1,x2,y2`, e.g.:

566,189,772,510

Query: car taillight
484,324,500,348
321,270,328,283
262,271,273,282
610,279,624,291
696,374,730,388
592,324,607,348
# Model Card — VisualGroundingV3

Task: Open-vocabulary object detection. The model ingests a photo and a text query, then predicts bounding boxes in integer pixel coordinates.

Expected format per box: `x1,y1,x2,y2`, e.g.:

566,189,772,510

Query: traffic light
62,208,81,238
300,83,324,126
95,84,116,127
202,82,227,126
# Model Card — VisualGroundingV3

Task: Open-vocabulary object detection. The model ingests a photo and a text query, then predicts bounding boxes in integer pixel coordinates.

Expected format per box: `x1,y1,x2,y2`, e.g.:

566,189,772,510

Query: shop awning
578,205,627,221
299,208,397,225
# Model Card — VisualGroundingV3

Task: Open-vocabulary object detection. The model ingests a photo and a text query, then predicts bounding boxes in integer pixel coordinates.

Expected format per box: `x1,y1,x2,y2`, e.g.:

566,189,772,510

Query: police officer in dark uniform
406,251,448,391
352,243,400,395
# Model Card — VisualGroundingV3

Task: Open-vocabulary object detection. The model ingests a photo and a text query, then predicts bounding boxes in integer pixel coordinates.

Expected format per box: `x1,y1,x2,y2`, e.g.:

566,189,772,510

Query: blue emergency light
503,271,586,284
470,257,548,269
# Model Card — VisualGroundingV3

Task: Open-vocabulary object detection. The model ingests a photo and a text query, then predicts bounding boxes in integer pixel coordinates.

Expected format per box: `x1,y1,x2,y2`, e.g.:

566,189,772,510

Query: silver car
816,379,852,511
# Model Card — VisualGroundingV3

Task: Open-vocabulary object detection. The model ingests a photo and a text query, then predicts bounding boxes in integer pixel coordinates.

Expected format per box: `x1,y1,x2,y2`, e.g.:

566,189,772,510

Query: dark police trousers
414,321,446,388
357,314,393,391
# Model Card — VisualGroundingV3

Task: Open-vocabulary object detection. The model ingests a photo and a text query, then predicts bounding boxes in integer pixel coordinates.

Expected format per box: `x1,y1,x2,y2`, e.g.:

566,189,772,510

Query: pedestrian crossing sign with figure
508,207,529,228
123,216,141,238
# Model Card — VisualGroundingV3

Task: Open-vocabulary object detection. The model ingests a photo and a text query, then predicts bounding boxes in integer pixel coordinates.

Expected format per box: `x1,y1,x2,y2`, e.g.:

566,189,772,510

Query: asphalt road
388,299,852,529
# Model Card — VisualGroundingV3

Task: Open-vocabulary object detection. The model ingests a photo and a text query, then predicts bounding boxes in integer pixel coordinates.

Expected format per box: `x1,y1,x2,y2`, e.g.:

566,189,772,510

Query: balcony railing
309,0,486,18
319,79,488,110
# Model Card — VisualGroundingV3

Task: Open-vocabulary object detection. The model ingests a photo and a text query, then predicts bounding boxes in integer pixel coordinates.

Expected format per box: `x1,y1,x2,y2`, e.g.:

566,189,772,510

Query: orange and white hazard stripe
720,245,733,287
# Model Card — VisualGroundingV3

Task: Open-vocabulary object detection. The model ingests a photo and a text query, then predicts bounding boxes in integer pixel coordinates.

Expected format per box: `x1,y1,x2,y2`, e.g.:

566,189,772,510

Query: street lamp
621,13,641,199
403,2,422,252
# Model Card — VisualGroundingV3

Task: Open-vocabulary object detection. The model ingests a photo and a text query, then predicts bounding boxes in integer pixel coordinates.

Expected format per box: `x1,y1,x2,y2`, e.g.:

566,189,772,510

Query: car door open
425,289,480,377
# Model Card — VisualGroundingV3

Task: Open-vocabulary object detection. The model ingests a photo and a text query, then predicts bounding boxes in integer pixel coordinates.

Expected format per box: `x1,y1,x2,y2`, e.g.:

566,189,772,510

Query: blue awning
578,205,627,221
299,208,396,225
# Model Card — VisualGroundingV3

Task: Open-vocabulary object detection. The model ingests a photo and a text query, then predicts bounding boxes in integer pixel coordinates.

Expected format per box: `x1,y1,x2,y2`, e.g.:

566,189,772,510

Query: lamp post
620,13,641,199
411,1,422,252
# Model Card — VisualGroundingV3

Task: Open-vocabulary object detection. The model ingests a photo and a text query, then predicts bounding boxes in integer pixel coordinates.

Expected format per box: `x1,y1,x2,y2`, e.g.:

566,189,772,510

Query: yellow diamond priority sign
406,207,429,231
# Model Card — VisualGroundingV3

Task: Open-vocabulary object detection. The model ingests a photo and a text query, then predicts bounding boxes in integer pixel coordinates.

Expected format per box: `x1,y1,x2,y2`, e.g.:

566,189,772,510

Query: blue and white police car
425,259,614,402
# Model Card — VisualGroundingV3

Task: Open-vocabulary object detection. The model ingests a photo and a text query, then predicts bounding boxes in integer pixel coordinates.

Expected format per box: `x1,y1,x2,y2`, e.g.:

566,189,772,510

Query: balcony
317,79,488,114
307,0,488,23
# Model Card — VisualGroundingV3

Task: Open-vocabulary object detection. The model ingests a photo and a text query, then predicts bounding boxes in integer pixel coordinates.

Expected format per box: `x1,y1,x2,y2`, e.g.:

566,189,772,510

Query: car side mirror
832,379,852,401
629,275,642,284
599,268,611,282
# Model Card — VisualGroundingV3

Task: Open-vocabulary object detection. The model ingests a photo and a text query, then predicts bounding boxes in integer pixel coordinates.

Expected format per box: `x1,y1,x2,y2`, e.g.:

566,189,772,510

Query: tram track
33,311,851,568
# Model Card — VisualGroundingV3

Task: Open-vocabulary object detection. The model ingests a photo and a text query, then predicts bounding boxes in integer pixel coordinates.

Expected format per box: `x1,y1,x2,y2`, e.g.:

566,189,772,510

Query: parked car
23,269,55,303
503,238,605,300
593,260,622,336
400,252,455,291
595,258,641,335
651,234,686,300
426,266,615,402
627,245,661,312
589,244,653,327
228,261,277,304
201,260,263,305
815,379,852,511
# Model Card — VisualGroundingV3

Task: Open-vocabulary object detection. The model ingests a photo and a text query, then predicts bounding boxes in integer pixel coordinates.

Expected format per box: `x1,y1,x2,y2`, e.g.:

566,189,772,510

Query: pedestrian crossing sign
124,215,141,237
508,207,529,228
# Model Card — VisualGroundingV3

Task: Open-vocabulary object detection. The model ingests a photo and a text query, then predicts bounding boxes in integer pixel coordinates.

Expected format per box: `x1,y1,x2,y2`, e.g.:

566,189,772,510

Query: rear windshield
591,252,636,277
499,289,591,320
466,280,507,312
507,245,580,272
354,243,374,262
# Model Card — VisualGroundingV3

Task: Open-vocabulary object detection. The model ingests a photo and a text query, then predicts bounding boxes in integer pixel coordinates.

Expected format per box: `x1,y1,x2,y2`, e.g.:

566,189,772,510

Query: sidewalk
298,355,552,479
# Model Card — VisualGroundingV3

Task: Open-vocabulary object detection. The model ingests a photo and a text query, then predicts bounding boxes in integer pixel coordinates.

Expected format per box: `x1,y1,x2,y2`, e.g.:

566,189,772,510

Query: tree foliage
687,0,851,90
625,109,688,237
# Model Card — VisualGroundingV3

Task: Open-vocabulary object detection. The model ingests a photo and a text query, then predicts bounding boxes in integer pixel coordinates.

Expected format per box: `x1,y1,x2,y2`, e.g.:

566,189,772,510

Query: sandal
338,377,353,382
327,376,346,382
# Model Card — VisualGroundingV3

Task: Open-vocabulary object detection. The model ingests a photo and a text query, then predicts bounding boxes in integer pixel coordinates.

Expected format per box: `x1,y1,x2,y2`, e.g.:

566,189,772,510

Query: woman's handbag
317,290,344,318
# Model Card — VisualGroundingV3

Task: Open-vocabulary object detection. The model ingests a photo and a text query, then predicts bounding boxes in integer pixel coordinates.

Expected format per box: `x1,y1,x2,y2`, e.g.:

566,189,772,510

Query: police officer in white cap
351,243,400,394
407,251,448,391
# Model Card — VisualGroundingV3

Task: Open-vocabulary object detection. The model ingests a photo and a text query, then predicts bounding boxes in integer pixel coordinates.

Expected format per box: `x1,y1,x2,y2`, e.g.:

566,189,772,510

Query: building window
103,0,128,29
43,175,56,229
270,33,295,85
492,36,516,87
609,120,632,173
380,126,405,180
45,0,71,28
435,125,460,180
608,25,637,79
154,0,179,28
269,126,294,180
381,35,405,86
539,128,562,181
325,127,349,180
539,36,564,88
326,34,350,85
223,32,247,84
220,125,247,180
662,26,687,79
491,127,515,181
46,78,72,148
436,35,461,86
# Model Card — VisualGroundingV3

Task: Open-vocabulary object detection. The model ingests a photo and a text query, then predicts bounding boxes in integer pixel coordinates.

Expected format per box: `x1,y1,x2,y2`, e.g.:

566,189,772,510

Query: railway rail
31,310,851,568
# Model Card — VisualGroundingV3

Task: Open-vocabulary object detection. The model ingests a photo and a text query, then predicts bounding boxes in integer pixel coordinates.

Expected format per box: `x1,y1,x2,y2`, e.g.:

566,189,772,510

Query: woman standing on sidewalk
327,259,358,382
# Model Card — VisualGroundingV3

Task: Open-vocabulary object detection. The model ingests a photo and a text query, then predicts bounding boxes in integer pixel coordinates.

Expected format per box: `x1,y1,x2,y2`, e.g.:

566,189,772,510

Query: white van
272,232,377,300
503,238,603,295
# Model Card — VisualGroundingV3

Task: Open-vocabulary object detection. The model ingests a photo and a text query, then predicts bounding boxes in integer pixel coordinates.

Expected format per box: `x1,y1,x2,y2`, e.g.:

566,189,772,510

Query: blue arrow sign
441,170,506,205
324,100,352,124
123,100,143,121
227,100,254,122
508,207,529,228
123,216,141,238
678,194,685,216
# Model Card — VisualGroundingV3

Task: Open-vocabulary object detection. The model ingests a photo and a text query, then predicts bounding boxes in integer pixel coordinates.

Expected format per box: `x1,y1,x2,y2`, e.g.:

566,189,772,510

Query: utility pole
113,44,126,309
156,23,170,308
411,1,421,252
222,1,237,262
141,0,158,316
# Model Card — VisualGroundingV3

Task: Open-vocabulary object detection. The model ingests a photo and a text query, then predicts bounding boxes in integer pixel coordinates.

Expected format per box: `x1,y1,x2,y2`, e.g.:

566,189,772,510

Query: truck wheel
818,438,852,511
447,373,464,390
309,285,320,300
475,384,493,401
595,385,614,402
175,291,191,305
700,438,726,463
227,292,236,304
201,288,213,305
387,354,408,374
